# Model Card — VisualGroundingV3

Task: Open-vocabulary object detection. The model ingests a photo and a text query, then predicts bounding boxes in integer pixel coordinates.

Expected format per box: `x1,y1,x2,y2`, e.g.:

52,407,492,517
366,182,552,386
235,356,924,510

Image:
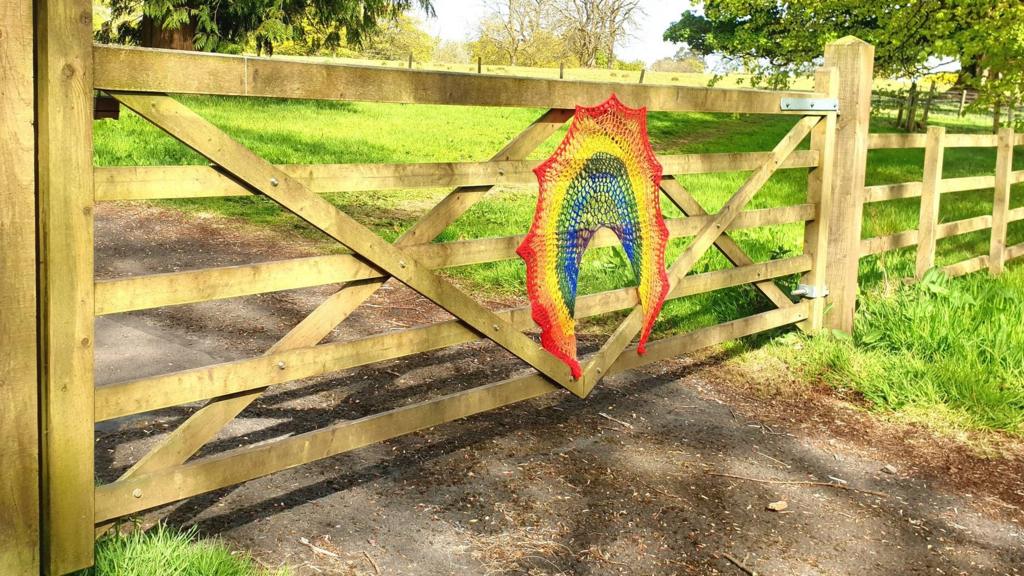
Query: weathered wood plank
938,174,996,194
36,0,96,571
942,255,989,277
867,133,927,149
1006,241,1024,261
93,44,827,115
0,0,39,572
95,255,811,421
823,37,874,332
95,204,815,315
800,67,839,331
111,91,577,390
863,181,922,203
860,214,995,257
989,128,1014,275
93,151,821,201
916,126,945,278
93,301,810,522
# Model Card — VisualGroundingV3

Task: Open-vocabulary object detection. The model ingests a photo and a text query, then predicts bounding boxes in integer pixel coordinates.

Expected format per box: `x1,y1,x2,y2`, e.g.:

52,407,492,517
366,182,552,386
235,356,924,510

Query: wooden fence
4,5,880,574
861,128,1024,277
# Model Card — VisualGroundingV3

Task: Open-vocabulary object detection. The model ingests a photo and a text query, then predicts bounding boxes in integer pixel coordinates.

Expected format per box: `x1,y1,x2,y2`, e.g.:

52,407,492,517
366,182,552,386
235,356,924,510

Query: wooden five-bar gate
1,1,879,572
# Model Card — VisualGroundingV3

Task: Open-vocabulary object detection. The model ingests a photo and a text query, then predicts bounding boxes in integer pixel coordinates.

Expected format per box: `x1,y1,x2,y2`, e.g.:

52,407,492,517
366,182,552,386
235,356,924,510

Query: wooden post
0,0,40,573
559,61,564,79
36,0,96,573
639,69,645,84
916,126,946,279
990,126,1014,275
822,36,874,333
895,90,905,127
905,81,919,131
993,101,1002,133
477,56,482,73
408,53,413,69
921,82,936,125
799,67,839,331
958,89,968,116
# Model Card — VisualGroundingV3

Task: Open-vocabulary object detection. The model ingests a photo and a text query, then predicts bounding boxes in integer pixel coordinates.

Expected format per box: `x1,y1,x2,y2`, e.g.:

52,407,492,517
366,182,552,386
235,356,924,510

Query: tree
97,0,434,55
469,0,557,66
651,46,704,74
554,0,641,68
663,0,969,88
361,14,437,61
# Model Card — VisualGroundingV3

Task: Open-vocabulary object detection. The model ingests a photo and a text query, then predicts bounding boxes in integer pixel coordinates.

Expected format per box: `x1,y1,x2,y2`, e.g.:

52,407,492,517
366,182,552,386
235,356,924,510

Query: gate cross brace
96,100,572,533
659,178,796,311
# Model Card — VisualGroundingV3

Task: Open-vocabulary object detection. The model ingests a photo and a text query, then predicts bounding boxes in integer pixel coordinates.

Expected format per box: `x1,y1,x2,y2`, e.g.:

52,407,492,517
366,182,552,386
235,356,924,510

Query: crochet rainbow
517,94,669,378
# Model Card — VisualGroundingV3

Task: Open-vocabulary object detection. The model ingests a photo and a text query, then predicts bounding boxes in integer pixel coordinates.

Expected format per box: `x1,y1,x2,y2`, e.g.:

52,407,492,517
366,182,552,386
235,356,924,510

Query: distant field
93,91,1024,434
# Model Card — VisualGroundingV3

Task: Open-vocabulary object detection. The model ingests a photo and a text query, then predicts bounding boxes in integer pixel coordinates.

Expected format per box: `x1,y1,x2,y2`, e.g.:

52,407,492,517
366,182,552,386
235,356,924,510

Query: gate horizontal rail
93,45,829,115
94,150,820,201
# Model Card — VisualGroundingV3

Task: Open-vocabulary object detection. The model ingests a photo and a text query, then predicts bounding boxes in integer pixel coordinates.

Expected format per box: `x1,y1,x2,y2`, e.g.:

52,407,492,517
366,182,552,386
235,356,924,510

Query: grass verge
74,524,287,576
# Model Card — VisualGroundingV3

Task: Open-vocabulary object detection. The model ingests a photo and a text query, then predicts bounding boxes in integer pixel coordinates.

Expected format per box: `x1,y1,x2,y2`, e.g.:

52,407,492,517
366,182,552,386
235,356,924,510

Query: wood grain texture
94,204,816,315
916,126,946,279
800,67,839,330
823,37,874,332
989,128,1014,275
93,150,819,201
93,44,828,114
36,0,96,572
0,0,39,573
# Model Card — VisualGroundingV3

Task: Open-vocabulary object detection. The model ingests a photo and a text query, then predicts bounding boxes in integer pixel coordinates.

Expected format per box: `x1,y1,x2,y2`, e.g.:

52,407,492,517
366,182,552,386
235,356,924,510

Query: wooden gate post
916,126,946,278
0,0,40,573
990,126,1015,275
36,0,96,573
823,37,875,333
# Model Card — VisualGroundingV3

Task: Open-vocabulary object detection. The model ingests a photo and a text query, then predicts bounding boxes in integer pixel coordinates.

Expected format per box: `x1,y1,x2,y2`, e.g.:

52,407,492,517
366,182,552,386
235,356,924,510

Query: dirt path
95,204,1024,575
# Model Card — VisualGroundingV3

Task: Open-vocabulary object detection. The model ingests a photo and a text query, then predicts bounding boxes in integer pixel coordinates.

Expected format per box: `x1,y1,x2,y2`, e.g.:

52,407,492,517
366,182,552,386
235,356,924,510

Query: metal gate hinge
781,98,839,112
791,284,829,299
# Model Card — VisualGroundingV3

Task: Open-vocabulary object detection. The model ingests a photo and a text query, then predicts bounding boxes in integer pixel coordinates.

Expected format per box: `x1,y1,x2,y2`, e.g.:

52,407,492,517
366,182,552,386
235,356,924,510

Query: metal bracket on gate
791,283,829,299
781,98,839,112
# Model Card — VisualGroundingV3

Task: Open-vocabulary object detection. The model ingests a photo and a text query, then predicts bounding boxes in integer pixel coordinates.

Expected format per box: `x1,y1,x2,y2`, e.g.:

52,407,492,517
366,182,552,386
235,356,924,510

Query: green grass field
93,95,1024,435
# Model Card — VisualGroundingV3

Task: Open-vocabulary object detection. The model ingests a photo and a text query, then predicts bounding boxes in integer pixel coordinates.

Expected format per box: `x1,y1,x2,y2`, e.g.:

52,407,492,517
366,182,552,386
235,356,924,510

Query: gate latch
780,98,839,112
791,284,829,299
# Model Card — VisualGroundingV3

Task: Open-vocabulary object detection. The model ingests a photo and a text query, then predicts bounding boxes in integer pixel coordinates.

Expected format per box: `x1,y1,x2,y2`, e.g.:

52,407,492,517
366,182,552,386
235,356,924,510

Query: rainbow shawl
517,94,669,379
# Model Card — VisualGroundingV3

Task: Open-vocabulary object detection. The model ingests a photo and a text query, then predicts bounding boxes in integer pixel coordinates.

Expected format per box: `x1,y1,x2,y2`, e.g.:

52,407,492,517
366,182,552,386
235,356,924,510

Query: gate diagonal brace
110,92,581,392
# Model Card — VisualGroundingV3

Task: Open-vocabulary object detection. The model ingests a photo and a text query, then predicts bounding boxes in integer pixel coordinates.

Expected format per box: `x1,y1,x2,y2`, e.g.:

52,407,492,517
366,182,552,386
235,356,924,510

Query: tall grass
74,524,287,576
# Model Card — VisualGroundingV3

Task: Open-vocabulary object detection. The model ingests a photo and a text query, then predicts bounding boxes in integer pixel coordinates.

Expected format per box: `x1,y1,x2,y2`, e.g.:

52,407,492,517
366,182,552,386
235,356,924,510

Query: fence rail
860,126,1023,277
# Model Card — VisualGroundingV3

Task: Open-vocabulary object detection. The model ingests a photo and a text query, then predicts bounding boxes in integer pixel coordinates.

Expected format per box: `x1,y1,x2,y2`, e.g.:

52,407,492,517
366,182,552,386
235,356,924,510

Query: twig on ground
722,552,757,575
706,471,889,498
598,412,634,429
753,451,790,468
363,550,381,575
298,537,339,558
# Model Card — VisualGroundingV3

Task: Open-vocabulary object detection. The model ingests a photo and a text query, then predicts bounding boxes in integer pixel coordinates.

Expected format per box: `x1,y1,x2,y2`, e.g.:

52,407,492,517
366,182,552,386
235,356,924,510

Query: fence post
0,0,40,573
958,89,968,117
990,126,1014,275
921,82,936,125
36,0,96,573
800,66,839,331
823,36,874,333
916,126,946,278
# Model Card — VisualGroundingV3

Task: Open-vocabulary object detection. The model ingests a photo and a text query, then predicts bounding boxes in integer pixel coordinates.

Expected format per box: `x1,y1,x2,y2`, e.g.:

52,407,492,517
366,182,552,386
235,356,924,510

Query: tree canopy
98,0,434,55
663,1,1022,89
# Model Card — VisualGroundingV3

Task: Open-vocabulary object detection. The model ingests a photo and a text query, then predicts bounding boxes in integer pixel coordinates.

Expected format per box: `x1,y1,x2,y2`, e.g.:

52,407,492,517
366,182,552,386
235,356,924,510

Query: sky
418,1,694,65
